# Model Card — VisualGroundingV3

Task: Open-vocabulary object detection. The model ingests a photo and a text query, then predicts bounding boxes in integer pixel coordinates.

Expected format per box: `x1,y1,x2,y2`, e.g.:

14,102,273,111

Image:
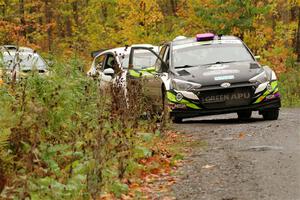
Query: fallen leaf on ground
202,164,216,169
239,132,246,139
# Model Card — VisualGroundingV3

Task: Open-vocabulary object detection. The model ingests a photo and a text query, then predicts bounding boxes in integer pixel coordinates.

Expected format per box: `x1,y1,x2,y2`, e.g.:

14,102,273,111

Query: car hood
175,61,263,86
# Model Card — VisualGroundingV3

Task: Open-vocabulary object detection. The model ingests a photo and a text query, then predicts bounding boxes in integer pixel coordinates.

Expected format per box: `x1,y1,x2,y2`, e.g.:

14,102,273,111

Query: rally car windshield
1,52,47,70
121,52,157,70
173,43,254,69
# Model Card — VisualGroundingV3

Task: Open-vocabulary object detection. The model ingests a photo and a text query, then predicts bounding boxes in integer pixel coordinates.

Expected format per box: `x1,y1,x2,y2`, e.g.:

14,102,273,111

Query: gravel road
172,108,300,200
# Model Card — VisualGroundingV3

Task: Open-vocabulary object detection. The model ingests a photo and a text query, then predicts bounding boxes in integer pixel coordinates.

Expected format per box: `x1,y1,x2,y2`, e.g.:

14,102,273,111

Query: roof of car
171,35,242,46
0,45,35,53
96,44,159,58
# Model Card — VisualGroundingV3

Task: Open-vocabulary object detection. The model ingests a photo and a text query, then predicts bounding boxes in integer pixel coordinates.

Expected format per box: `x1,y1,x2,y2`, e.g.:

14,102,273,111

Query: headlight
172,79,202,91
249,71,268,84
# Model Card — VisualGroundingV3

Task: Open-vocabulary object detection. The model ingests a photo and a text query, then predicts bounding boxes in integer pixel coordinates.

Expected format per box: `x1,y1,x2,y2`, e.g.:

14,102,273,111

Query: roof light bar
196,33,215,42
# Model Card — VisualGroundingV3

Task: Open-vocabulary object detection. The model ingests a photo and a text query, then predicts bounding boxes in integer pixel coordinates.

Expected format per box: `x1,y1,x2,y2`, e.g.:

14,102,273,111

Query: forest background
0,0,300,67
1,0,299,106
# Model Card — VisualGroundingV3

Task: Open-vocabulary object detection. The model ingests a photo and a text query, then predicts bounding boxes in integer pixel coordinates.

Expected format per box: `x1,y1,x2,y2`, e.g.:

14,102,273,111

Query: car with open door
87,44,159,88
128,34,281,123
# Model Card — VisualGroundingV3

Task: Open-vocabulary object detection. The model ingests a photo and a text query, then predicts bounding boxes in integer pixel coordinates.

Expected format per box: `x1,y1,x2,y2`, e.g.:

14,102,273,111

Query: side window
103,53,123,75
104,54,118,70
131,49,157,70
94,54,106,71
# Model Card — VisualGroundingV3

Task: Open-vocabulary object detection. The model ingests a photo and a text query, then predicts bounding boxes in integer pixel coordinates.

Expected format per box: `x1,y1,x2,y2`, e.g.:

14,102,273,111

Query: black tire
237,110,252,120
172,117,183,123
262,109,279,120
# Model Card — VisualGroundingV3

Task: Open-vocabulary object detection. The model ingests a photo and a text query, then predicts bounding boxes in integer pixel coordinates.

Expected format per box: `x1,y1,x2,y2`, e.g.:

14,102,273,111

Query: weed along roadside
0,57,186,199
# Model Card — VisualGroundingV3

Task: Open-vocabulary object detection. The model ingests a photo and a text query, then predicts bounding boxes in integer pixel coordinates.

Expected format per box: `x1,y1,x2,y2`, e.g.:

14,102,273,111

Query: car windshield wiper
202,60,252,66
175,65,198,69
202,61,238,66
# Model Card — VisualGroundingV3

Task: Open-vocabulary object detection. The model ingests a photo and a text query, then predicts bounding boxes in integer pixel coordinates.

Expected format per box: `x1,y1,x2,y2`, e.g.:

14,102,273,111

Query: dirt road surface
172,108,300,200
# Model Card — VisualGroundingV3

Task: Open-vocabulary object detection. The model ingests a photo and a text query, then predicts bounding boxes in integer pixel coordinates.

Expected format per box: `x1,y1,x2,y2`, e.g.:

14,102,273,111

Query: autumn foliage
0,0,300,73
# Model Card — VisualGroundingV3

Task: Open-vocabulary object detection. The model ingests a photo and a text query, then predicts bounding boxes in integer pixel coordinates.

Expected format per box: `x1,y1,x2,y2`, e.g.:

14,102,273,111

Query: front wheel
262,109,279,120
237,110,252,120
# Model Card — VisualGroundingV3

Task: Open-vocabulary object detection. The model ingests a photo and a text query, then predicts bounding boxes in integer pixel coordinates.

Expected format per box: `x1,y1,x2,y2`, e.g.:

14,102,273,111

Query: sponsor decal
201,92,251,103
214,75,235,81
203,70,239,76
207,64,229,70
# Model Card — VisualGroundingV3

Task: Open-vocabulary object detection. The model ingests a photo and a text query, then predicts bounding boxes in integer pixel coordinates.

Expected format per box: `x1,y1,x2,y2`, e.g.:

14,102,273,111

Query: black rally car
128,34,281,123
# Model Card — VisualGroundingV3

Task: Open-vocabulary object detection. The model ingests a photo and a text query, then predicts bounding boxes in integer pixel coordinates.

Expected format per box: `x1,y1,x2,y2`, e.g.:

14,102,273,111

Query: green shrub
278,68,300,107
0,56,160,199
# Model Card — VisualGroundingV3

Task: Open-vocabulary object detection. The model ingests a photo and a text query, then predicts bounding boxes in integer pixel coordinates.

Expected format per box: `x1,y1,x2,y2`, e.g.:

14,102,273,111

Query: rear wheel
237,110,252,120
262,109,279,120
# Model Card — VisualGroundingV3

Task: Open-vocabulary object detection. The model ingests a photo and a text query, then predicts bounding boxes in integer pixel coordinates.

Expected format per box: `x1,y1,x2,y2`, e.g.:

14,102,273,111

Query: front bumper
168,80,281,119
170,98,281,119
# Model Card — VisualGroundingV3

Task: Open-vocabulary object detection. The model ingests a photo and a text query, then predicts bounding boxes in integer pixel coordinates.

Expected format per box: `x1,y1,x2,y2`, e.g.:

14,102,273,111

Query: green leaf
110,181,129,198
133,146,152,159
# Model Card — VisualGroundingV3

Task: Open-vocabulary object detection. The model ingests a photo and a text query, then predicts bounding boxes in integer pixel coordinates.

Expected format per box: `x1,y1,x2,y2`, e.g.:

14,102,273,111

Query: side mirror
254,56,261,61
103,68,114,76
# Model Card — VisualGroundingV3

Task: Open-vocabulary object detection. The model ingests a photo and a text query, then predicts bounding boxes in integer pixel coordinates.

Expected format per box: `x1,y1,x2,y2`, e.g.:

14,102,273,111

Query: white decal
208,64,230,70
214,75,235,81
203,69,240,76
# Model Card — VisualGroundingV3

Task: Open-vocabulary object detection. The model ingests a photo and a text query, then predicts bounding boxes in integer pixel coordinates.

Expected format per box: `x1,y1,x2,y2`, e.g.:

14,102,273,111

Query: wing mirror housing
103,68,114,76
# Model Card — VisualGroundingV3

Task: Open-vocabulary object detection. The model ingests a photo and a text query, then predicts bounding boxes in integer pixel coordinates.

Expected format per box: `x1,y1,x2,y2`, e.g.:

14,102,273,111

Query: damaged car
0,45,49,82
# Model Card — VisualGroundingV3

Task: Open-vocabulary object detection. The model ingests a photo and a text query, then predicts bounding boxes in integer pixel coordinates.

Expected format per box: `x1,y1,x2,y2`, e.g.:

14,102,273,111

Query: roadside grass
0,56,184,199
278,68,300,107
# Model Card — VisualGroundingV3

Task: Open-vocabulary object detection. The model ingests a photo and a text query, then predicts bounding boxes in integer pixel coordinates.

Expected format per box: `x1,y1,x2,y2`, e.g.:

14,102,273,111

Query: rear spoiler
91,49,107,58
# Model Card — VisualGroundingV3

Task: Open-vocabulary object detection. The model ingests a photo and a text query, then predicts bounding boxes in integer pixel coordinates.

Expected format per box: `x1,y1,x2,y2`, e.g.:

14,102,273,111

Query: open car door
128,46,167,112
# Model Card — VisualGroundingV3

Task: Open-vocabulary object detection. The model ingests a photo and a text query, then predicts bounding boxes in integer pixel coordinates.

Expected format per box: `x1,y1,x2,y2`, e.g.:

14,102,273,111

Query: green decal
167,91,177,102
254,81,279,104
167,91,201,109
128,69,141,78
141,67,155,74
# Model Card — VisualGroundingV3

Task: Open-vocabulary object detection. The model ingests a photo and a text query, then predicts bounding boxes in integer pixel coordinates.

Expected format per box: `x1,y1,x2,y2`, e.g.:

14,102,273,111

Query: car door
128,46,167,107
156,45,170,89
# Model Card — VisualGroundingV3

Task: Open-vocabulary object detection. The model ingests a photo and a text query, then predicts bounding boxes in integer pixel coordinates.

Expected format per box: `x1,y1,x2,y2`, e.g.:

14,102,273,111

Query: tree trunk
72,1,79,26
170,0,177,16
44,0,52,51
296,7,300,62
19,0,26,38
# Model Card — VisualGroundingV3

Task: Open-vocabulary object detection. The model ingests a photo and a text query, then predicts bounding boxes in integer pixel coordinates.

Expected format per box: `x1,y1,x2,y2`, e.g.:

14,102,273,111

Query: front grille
197,87,253,109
